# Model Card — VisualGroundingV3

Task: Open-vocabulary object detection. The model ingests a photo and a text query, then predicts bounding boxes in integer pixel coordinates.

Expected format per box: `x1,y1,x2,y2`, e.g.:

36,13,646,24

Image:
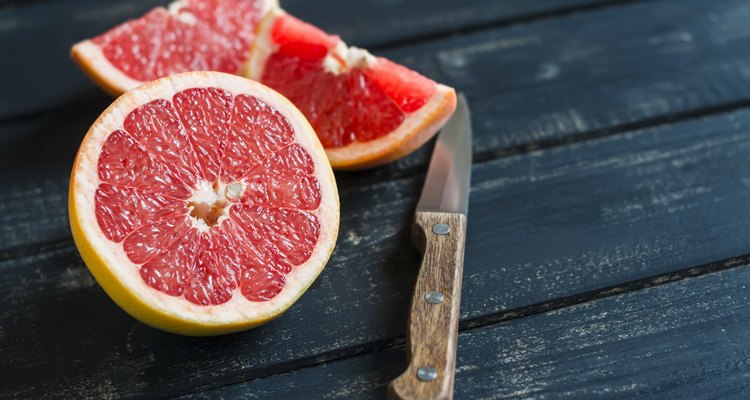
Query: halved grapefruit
247,10,457,168
69,72,339,335
71,0,276,95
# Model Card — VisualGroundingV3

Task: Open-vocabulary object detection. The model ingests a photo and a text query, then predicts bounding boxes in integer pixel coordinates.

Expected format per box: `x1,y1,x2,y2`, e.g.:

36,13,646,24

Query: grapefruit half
69,72,339,335
71,0,276,95
247,10,457,169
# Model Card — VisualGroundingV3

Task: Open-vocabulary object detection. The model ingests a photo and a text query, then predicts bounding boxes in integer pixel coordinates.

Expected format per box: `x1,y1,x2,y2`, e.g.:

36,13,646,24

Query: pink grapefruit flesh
248,11,457,168
70,72,339,335
71,0,275,94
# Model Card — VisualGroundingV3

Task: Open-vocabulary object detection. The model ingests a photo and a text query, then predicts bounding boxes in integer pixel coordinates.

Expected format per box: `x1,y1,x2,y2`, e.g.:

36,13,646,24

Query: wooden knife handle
388,211,467,400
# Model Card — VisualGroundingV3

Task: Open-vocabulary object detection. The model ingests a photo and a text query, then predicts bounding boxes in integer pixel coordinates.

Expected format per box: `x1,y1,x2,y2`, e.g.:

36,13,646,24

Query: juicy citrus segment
270,14,339,60
100,89,318,302
70,72,338,335
172,88,233,182
221,93,295,180
256,13,426,147
248,10,457,169
363,58,438,113
71,0,276,94
94,183,188,242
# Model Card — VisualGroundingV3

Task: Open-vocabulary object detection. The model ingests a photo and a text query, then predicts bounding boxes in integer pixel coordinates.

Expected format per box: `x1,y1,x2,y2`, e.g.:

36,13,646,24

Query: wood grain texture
4,0,750,178
376,0,750,173
389,212,467,400
5,0,750,251
0,0,621,119
2,0,749,129
6,109,750,398
0,178,70,258
3,0,750,397
283,0,627,48
173,265,750,400
0,0,624,45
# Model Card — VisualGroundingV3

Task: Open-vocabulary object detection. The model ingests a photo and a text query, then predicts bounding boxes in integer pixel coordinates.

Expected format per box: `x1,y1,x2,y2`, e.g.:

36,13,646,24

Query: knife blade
416,94,472,215
389,94,472,400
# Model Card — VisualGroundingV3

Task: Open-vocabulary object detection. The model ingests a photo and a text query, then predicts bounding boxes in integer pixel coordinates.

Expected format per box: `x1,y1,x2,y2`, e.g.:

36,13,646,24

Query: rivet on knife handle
387,212,467,400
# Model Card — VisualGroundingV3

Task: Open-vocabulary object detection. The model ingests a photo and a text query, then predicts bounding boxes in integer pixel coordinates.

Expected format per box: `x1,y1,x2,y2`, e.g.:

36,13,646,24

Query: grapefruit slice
71,0,275,95
247,10,457,169
69,72,339,335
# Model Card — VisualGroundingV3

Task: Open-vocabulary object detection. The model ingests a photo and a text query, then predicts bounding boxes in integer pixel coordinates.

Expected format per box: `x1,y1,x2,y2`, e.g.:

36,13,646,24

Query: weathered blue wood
5,0,750,251
5,109,750,398
283,0,628,48
174,266,750,400
0,177,70,259
2,0,750,398
0,0,622,119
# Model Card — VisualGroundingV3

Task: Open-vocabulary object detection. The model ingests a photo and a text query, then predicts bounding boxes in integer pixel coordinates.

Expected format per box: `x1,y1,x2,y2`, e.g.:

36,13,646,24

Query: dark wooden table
3,0,750,398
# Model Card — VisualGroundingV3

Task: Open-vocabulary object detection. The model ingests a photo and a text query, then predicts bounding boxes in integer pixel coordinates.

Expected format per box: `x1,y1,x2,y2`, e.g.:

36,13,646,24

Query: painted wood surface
2,0,750,398
0,0,620,119
5,109,750,398
2,0,750,131
5,0,750,249
175,266,750,400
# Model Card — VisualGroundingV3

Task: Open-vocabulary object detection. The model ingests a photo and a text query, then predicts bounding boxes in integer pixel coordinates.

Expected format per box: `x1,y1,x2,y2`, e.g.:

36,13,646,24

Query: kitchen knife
388,94,472,400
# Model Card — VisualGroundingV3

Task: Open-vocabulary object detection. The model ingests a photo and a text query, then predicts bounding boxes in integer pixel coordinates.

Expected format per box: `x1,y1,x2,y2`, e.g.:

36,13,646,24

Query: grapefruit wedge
69,72,339,335
247,10,457,169
71,0,276,95
72,2,456,169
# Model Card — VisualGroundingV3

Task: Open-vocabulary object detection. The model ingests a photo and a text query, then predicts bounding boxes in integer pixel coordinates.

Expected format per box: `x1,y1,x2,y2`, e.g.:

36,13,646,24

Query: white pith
167,0,196,24
187,180,237,232
321,43,377,75
72,72,338,326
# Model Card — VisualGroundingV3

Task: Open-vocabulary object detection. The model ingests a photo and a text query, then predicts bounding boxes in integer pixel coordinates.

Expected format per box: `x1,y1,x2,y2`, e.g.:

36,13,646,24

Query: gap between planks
163,254,750,400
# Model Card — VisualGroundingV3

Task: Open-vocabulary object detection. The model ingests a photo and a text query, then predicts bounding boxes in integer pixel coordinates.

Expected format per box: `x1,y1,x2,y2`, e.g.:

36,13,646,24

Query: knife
388,94,472,400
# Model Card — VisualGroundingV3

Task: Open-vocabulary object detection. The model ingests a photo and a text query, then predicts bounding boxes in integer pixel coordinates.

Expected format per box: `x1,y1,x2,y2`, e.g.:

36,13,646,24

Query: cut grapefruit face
71,0,276,95
247,10,457,169
69,72,339,336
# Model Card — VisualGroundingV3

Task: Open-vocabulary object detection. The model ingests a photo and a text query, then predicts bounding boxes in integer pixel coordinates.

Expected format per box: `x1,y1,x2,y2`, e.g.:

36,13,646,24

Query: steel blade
416,94,472,215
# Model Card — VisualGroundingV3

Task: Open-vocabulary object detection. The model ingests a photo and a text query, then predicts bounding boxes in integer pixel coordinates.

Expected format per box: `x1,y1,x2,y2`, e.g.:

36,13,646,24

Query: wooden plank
6,108,750,398
3,0,750,173
378,0,750,172
5,0,750,250
0,0,628,44
173,266,750,400
0,104,106,257
0,0,160,118
283,0,626,48
0,177,70,259
0,0,619,119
